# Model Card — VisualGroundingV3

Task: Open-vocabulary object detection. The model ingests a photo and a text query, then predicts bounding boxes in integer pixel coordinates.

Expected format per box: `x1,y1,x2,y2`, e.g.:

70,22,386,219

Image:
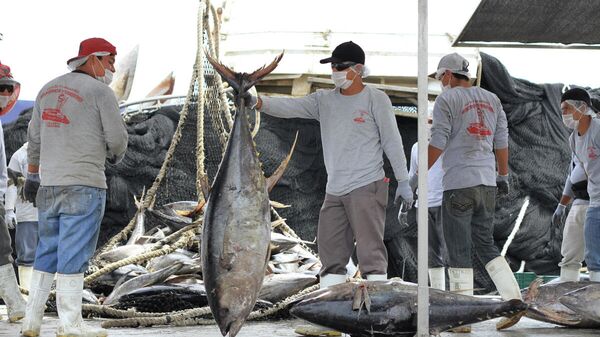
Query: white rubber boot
560,266,580,282
319,273,347,289
448,267,473,333
485,256,524,330
21,269,54,337
56,273,107,337
294,274,345,336
589,271,600,282
19,265,33,292
429,267,446,291
366,273,387,281
0,263,26,322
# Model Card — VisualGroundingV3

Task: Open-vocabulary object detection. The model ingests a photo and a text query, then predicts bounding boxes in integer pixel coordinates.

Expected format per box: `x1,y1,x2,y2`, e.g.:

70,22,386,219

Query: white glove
5,209,17,229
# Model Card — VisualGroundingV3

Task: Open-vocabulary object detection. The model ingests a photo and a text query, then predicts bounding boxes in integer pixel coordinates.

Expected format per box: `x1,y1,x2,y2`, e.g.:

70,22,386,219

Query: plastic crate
540,275,559,284
514,272,537,289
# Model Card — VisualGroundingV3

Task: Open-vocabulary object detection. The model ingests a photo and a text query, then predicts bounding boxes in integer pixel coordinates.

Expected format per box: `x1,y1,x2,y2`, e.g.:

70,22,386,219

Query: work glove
408,173,418,192
23,172,40,205
5,209,16,229
552,204,567,226
241,92,258,109
496,174,509,196
395,180,414,228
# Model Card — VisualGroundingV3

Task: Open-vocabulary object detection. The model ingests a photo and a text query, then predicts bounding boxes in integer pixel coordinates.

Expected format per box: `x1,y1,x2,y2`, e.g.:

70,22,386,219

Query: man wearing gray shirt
428,53,522,331
251,42,412,336
22,37,128,337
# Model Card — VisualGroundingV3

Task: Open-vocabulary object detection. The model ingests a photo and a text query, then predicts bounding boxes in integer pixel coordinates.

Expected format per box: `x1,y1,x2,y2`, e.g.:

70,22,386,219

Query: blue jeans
15,221,39,266
33,186,106,274
584,206,600,271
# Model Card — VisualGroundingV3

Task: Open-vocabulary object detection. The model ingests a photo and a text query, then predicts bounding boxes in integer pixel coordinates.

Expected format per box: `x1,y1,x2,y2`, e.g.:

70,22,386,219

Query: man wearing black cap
252,40,411,321
562,88,600,283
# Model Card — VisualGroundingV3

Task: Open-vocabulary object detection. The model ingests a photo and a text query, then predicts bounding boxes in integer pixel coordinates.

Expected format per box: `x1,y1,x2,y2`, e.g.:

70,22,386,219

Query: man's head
560,88,593,127
0,62,20,115
430,53,471,90
67,38,117,84
320,41,367,90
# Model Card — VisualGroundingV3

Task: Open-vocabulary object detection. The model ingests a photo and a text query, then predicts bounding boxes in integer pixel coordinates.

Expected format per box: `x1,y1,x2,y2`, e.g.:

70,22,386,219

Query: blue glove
552,204,567,226
23,172,40,205
497,174,509,196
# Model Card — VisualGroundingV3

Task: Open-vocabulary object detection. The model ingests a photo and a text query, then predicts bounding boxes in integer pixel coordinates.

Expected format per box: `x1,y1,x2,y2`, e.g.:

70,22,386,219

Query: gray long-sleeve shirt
430,86,508,191
28,72,128,189
0,122,7,200
260,86,409,196
570,118,600,207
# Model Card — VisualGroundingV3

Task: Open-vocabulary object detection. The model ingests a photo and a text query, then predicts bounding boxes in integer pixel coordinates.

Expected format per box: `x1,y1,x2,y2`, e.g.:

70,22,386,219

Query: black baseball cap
561,88,591,107
320,41,365,65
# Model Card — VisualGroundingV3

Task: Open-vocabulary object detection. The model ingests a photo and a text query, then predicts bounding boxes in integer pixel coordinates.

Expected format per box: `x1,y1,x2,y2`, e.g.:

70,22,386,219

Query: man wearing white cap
21,37,128,337
428,53,522,331
0,61,27,324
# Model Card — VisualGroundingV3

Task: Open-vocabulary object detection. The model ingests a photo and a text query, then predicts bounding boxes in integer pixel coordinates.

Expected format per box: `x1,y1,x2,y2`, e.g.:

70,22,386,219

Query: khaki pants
318,179,388,276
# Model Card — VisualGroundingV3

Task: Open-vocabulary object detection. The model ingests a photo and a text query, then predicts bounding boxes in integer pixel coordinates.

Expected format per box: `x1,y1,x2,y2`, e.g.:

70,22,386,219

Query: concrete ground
1,306,599,336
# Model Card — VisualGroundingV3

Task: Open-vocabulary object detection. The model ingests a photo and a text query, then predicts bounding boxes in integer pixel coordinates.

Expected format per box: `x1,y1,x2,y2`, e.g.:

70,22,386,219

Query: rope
247,284,319,320
84,230,195,285
101,306,212,328
195,0,209,201
82,304,174,318
271,207,318,257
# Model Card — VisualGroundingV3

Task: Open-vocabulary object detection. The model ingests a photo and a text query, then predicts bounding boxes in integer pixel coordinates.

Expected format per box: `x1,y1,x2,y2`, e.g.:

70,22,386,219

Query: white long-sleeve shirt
409,142,443,208
5,143,38,222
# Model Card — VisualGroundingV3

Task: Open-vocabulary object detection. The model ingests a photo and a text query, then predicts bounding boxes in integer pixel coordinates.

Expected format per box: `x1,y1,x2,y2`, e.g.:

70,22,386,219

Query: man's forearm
28,164,39,174
495,147,509,175
559,195,572,206
428,145,443,170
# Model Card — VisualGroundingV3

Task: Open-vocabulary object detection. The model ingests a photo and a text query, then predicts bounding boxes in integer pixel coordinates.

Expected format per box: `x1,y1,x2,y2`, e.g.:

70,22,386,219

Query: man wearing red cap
21,37,128,337
0,61,27,324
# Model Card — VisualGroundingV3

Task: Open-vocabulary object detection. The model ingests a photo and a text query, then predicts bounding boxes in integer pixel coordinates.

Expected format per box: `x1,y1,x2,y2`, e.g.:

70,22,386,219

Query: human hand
5,209,16,229
552,204,567,226
497,174,509,196
23,172,40,205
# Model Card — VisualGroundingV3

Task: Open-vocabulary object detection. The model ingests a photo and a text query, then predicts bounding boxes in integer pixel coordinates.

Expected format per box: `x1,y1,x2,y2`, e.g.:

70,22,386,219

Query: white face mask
331,69,356,90
0,95,10,109
562,113,579,129
441,83,451,92
426,123,432,140
101,70,114,85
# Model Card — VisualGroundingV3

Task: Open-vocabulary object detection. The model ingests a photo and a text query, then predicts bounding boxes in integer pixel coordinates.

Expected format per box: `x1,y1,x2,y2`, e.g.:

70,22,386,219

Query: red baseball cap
0,62,18,86
67,37,117,65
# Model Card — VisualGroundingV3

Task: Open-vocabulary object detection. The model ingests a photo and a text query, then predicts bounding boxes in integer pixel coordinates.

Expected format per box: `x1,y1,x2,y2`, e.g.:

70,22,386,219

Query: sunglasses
0,85,14,94
331,62,356,71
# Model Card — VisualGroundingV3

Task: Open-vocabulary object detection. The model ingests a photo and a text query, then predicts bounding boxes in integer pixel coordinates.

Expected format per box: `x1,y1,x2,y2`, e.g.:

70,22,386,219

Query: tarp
455,0,600,48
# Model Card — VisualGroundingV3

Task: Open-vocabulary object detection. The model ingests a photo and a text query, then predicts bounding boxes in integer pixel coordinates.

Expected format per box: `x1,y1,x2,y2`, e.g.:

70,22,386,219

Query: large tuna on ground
201,53,283,337
290,280,527,336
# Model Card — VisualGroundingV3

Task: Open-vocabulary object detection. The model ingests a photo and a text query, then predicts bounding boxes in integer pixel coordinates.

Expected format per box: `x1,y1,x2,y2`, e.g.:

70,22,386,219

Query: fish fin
535,307,582,325
243,52,285,91
205,51,240,93
352,284,363,311
266,131,298,193
523,278,543,303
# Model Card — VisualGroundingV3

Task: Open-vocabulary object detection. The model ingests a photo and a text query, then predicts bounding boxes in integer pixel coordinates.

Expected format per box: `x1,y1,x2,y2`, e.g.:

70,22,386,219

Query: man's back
430,86,508,191
28,72,127,189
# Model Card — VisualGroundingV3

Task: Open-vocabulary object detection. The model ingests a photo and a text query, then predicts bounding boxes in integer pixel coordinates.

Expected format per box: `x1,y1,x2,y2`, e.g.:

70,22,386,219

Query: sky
2,0,600,101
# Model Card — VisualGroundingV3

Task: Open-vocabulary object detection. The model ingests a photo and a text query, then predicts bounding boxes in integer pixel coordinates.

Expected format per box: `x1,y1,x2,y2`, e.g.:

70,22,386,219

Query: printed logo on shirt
462,101,493,140
40,86,82,128
353,110,369,124
588,146,599,160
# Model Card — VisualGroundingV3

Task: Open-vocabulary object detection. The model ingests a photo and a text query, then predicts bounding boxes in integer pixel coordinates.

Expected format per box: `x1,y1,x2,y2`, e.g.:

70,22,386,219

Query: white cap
429,53,470,79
